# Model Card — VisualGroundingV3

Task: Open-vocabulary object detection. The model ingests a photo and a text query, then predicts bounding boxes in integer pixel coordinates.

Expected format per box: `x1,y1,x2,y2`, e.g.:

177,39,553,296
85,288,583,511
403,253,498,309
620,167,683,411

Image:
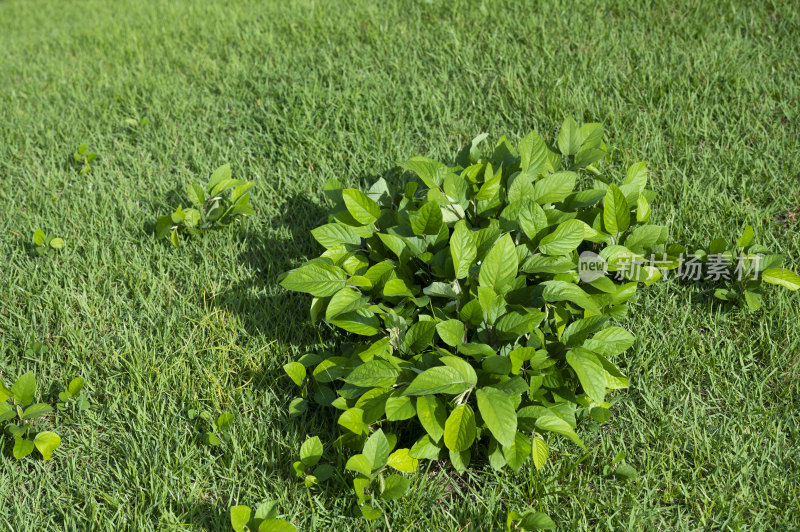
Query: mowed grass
1,0,799,529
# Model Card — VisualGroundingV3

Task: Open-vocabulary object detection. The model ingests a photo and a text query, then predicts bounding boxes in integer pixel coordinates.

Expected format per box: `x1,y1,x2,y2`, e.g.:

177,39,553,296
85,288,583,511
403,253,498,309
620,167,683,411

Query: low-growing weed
156,164,255,247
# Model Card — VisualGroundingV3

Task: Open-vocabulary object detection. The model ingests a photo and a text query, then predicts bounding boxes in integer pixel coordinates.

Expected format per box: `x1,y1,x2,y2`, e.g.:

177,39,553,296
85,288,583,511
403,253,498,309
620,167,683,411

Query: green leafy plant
230,501,296,532
680,227,800,310
279,119,799,522
33,229,65,256
57,377,88,411
293,435,336,487
1,371,61,460
73,143,98,174
188,408,234,446
155,164,255,247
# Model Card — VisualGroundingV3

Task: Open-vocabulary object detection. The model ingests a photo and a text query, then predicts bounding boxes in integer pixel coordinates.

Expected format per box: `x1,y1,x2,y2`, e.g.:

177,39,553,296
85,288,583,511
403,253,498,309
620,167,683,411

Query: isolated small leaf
230,505,251,532
33,431,61,460
215,413,234,431
33,229,46,246
67,377,85,396
300,436,324,467
13,438,35,460
283,362,306,386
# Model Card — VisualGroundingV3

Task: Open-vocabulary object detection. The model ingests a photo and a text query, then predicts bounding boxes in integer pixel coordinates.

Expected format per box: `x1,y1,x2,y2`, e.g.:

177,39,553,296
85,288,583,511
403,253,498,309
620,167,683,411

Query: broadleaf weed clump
279,118,798,522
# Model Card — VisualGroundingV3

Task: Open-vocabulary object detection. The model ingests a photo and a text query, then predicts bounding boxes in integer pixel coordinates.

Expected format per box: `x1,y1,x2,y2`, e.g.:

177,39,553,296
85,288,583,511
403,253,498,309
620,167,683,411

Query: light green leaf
381,474,410,501
258,519,297,532
475,164,502,201
535,412,586,449
532,436,548,470
280,263,348,297
229,505,251,532
215,413,234,431
33,431,61,460
311,223,362,249
450,220,477,279
383,278,414,298
476,388,517,447
603,184,630,234
624,162,648,194
342,188,381,225
444,404,476,452
502,432,531,472
401,156,450,189
33,229,46,246
541,281,602,315
13,438,35,460
326,287,367,320
283,362,306,386
345,454,373,477
582,327,635,357
436,319,465,347
538,219,584,256
404,366,473,396
387,448,419,472
363,429,391,469
67,377,85,396
557,117,581,155
401,320,436,354
410,201,443,236
300,436,324,467
208,164,232,194
518,510,556,530
385,394,416,421
567,348,607,403
636,195,651,223
338,407,367,435
11,371,36,405
479,233,518,293
532,171,577,204
22,403,52,420
762,268,800,291
344,360,400,388
329,308,380,336
519,130,549,174
415,395,447,442
737,225,754,248
439,356,478,386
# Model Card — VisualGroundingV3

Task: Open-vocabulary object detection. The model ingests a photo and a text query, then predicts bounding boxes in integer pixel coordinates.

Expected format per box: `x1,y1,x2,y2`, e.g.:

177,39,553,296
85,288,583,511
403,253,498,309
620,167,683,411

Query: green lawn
1,0,799,530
